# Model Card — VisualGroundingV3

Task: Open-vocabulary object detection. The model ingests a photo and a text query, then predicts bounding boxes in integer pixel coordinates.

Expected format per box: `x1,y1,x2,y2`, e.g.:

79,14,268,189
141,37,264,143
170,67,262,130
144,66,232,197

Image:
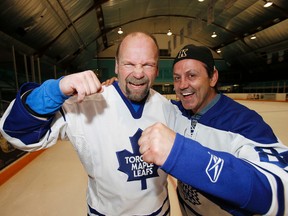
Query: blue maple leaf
116,128,159,190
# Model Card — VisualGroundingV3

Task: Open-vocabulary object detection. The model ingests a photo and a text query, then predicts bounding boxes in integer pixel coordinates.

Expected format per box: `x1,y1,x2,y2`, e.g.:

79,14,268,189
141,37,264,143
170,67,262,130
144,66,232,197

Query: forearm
161,133,272,214
26,78,69,116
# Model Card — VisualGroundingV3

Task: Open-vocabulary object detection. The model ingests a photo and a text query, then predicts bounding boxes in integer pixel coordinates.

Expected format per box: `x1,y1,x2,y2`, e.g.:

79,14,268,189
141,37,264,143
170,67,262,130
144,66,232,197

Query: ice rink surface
0,100,287,216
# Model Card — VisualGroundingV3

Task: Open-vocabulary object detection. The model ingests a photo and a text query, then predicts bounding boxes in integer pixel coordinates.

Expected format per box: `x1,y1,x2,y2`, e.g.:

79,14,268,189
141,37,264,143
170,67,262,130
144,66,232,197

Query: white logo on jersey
206,153,224,183
177,48,188,58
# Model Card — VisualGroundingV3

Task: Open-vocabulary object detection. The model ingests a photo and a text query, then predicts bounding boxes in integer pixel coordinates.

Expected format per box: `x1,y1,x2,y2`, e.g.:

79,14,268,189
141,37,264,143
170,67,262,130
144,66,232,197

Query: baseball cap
173,44,215,72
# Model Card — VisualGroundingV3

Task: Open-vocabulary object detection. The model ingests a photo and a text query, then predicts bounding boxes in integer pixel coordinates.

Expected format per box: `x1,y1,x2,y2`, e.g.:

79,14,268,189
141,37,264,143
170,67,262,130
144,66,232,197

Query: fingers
139,134,150,155
138,123,175,166
141,150,154,164
60,70,103,103
101,77,118,86
76,71,102,102
138,123,163,166
139,135,155,164
138,123,154,155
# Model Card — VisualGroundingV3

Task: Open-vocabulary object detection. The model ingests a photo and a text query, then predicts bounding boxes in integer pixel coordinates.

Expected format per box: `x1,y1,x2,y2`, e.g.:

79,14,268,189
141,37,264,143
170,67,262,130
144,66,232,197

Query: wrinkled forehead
118,36,159,63
121,36,156,51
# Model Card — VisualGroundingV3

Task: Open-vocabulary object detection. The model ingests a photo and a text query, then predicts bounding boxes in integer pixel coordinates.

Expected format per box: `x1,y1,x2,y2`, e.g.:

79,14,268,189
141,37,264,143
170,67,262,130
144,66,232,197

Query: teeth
130,82,144,85
182,92,192,96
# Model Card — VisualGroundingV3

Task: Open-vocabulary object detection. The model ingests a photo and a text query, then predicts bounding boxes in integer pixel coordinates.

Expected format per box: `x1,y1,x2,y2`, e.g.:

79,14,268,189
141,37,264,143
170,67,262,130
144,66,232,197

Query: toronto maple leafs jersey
0,81,176,216
165,95,288,216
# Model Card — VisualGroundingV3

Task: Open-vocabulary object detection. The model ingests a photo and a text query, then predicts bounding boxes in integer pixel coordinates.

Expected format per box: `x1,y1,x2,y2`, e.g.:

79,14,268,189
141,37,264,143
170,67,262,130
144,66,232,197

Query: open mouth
182,92,194,98
128,82,146,90
129,81,145,86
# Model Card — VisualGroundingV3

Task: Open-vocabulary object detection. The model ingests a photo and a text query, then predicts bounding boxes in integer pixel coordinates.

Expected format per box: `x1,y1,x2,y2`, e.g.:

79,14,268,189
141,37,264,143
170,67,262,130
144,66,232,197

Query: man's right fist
60,70,103,102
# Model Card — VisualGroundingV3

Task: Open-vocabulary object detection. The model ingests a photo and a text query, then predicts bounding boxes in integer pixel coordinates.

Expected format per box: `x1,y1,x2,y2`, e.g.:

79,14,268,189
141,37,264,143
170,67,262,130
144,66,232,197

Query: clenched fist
138,122,176,166
60,70,103,102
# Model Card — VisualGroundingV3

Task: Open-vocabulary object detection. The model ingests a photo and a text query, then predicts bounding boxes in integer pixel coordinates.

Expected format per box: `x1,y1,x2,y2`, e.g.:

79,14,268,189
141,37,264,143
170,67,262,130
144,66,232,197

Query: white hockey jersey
0,82,176,216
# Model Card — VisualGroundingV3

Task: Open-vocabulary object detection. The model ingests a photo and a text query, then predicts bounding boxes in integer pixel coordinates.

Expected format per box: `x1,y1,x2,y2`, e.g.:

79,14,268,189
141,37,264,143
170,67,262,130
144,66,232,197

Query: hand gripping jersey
0,82,176,216
165,95,288,216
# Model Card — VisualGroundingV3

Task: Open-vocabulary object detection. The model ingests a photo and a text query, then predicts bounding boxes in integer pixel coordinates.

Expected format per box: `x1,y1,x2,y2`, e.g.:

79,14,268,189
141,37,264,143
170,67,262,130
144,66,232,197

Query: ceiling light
264,0,273,8
167,29,172,36
211,32,217,38
118,27,123,35
250,34,256,40
198,0,204,2
216,49,221,54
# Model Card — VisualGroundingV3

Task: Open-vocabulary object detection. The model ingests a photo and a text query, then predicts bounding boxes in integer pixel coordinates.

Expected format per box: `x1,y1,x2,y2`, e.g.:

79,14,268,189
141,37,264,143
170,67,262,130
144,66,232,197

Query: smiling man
139,44,288,216
172,45,218,114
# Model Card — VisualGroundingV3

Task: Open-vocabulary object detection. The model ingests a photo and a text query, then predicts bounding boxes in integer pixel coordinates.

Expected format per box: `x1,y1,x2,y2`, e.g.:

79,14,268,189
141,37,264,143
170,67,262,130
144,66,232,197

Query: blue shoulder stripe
200,95,278,144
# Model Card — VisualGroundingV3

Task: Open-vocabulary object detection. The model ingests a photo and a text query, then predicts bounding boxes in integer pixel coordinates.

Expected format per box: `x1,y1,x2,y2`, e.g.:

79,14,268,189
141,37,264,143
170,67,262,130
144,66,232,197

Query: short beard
126,84,149,102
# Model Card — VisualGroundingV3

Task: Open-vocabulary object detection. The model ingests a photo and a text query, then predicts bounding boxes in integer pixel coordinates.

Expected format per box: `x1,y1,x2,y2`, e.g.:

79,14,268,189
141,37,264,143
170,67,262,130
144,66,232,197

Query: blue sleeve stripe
250,162,285,216
275,176,285,216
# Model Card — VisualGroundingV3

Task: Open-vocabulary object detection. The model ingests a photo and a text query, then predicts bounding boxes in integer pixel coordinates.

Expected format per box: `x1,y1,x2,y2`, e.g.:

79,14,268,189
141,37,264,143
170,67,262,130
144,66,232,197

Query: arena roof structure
0,0,287,84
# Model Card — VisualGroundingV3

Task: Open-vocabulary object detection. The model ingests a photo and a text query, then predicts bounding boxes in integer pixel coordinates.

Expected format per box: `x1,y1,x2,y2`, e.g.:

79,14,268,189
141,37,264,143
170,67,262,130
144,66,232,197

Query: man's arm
26,70,103,116
139,123,288,215
0,70,103,146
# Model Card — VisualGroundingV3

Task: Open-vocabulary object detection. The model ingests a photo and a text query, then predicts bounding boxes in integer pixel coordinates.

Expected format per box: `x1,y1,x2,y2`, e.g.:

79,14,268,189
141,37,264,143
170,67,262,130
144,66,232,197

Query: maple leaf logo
116,128,159,190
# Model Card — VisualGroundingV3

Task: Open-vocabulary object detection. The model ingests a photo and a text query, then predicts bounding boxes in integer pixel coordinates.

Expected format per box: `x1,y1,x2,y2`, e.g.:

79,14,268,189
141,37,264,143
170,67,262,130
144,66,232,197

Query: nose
179,77,189,90
133,64,145,78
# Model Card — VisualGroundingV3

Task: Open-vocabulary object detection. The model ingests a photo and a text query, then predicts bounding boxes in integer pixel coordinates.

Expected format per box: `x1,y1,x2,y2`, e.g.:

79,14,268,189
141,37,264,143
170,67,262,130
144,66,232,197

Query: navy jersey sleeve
2,79,70,145
2,82,57,144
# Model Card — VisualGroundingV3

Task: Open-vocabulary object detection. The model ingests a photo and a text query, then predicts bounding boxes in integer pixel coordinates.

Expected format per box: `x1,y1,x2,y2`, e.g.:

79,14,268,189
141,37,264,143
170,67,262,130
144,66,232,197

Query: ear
115,57,119,75
210,67,218,88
